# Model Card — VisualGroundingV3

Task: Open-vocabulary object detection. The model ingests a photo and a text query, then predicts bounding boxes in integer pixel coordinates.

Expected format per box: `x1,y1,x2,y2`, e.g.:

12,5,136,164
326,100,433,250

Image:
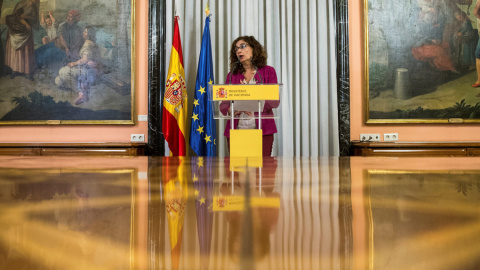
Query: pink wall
349,0,480,142
0,1,148,143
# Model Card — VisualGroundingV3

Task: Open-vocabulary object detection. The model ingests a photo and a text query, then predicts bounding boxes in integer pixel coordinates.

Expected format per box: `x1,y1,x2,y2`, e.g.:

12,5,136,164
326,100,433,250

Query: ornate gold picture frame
0,0,135,125
365,0,480,124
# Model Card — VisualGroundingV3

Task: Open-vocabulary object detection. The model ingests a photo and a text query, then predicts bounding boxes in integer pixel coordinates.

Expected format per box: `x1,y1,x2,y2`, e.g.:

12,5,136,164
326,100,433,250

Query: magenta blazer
219,65,280,137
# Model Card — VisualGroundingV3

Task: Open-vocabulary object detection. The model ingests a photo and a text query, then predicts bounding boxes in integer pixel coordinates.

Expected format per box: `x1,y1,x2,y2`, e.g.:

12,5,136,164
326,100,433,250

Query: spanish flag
163,16,188,156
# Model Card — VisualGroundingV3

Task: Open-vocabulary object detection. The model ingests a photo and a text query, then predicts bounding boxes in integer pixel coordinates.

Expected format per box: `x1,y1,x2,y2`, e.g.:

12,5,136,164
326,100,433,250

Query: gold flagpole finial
205,2,210,16
174,2,180,21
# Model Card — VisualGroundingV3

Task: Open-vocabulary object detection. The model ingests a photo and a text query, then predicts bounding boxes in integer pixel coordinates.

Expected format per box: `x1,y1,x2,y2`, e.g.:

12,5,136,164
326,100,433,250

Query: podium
209,84,282,157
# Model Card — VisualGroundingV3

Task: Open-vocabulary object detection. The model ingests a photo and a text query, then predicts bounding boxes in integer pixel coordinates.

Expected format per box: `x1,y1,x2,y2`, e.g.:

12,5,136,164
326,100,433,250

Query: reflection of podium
209,84,281,157
214,157,281,211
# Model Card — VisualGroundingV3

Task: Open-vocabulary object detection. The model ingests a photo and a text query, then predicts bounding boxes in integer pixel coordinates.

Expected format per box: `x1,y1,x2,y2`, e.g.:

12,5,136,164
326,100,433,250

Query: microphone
251,57,264,84
229,60,240,84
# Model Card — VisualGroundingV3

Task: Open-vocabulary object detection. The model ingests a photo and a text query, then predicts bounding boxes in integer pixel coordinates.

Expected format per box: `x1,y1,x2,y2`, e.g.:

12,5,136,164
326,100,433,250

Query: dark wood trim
351,142,480,157
0,143,146,156
147,0,166,156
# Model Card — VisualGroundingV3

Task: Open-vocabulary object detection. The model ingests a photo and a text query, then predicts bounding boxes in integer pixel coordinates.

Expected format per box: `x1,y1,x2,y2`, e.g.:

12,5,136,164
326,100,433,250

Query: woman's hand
234,111,252,116
227,107,243,116
68,62,76,68
20,19,31,31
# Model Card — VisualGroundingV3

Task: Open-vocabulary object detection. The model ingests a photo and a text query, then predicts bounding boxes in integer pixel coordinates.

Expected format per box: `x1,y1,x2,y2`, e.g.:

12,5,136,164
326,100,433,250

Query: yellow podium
210,84,281,157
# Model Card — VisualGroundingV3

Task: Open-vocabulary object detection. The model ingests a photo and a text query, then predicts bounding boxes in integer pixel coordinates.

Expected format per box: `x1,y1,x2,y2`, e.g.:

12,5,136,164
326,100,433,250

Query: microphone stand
251,57,264,84
250,58,264,130
229,61,239,130
229,60,239,84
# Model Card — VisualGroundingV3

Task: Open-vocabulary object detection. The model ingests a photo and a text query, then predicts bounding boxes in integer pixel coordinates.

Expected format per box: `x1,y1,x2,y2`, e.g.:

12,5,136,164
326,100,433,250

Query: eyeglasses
234,43,249,53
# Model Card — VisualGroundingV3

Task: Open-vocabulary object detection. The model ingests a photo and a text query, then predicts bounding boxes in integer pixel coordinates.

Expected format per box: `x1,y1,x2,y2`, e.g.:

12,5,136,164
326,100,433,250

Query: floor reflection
0,156,479,269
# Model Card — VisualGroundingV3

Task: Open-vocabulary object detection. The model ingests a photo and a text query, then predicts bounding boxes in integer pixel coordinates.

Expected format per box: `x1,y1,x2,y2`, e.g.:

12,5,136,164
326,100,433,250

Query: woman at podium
220,36,280,156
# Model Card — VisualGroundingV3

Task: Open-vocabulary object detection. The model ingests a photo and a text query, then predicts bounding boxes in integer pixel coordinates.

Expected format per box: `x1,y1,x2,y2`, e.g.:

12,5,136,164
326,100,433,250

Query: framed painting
0,0,135,125
366,0,480,124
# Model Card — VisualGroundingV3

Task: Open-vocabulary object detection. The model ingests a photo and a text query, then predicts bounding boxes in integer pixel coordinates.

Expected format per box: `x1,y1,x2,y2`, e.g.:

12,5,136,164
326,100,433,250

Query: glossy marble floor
0,156,479,270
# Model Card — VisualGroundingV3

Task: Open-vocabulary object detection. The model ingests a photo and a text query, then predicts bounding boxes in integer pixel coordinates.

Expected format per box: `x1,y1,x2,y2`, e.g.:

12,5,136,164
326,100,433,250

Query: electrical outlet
370,134,380,142
384,133,398,141
131,134,145,142
360,134,380,142
138,172,148,179
138,115,148,121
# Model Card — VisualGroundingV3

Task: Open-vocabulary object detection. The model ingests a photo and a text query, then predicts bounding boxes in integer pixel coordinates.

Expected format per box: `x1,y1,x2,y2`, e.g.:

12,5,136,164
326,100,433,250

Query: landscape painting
0,0,134,124
366,0,480,123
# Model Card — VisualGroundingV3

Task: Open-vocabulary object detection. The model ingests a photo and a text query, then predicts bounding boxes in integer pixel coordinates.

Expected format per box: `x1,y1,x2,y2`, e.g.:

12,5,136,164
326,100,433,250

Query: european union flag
190,16,216,156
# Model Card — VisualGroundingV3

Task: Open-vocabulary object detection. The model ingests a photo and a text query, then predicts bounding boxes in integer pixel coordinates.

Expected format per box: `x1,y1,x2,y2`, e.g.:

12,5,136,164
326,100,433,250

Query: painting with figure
366,0,480,123
0,0,134,124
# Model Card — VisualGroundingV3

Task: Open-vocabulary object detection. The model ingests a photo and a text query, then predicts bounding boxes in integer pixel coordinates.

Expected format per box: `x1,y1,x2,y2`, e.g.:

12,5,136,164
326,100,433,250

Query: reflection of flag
163,16,188,156
192,156,214,269
162,157,188,270
189,16,216,156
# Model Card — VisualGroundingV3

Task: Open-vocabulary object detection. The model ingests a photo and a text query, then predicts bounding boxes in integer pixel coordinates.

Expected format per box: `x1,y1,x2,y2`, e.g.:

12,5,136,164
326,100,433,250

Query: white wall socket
360,134,380,142
131,134,145,142
384,133,398,141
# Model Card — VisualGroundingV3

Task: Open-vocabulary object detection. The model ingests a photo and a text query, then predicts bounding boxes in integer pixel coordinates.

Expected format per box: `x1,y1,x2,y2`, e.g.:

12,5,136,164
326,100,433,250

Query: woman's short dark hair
229,36,268,74
85,26,96,42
